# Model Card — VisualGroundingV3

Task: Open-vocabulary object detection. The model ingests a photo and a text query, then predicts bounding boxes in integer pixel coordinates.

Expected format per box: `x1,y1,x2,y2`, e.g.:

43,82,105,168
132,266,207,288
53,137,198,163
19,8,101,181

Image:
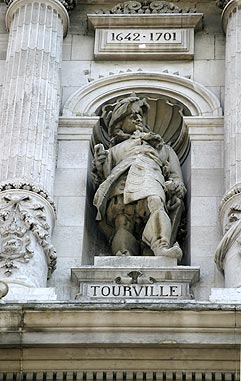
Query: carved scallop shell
91,96,190,165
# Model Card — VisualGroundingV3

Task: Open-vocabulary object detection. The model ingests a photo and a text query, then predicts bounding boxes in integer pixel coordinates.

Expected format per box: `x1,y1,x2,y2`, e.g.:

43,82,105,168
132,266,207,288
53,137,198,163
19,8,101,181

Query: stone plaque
81,282,191,300
93,28,194,60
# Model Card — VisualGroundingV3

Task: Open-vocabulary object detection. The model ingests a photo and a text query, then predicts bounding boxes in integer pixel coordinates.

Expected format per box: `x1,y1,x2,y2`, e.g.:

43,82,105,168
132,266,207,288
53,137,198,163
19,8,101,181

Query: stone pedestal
0,0,72,299
210,287,241,303
72,257,200,302
2,285,57,302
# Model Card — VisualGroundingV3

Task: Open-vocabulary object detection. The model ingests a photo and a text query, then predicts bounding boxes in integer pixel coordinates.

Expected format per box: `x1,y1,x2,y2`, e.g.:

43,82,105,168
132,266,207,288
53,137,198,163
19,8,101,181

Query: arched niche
63,72,222,118
61,72,223,265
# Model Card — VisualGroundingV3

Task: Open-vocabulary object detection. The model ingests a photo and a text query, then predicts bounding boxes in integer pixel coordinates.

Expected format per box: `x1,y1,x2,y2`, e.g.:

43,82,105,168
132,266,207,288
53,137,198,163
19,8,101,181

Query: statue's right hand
94,144,108,169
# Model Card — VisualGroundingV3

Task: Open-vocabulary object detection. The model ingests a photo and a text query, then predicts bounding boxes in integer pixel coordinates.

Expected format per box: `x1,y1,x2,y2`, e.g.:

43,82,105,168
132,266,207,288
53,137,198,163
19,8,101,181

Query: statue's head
102,94,150,138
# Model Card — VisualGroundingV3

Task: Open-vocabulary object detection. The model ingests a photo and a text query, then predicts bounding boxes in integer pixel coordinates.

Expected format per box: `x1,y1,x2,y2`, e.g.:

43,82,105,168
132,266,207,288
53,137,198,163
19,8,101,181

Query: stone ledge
1,302,241,346
58,116,99,141
71,266,200,284
87,14,203,31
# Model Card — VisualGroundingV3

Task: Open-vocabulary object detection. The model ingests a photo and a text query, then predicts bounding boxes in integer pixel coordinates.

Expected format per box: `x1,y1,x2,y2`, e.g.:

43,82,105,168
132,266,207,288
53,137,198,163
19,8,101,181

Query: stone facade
51,0,225,302
1,0,241,376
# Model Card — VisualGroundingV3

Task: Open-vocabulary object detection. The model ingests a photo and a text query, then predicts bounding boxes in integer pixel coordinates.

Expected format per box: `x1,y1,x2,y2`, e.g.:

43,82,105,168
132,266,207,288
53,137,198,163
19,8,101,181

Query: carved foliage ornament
216,0,231,9
95,1,196,14
4,0,76,11
0,194,56,277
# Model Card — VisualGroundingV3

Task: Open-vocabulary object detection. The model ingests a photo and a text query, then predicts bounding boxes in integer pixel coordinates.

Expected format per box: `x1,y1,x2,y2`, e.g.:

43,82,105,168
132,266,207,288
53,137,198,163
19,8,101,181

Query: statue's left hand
174,182,187,199
165,180,186,199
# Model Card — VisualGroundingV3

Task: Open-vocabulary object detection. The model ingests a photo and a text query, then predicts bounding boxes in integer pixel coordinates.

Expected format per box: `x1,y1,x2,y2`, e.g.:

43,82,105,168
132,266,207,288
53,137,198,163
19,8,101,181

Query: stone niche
63,66,224,302
71,88,201,302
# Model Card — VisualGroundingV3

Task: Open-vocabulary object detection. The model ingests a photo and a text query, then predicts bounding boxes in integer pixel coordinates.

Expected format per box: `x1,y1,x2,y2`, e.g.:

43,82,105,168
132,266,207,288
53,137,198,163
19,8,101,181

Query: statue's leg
107,196,140,256
142,196,182,260
111,214,140,256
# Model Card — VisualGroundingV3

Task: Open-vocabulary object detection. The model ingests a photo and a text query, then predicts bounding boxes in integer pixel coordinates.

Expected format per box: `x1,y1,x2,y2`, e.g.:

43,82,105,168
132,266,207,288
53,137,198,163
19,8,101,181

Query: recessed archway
63,72,222,117
63,72,223,266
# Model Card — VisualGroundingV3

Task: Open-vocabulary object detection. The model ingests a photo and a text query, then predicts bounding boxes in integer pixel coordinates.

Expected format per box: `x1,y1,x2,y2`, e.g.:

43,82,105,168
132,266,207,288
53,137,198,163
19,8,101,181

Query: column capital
5,0,76,11
217,0,241,33
5,0,71,37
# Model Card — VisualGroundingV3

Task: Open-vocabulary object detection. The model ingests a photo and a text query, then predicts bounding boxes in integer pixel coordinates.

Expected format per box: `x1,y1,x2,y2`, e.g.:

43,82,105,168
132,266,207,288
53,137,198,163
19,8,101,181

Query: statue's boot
152,242,182,261
142,202,183,261
111,227,140,256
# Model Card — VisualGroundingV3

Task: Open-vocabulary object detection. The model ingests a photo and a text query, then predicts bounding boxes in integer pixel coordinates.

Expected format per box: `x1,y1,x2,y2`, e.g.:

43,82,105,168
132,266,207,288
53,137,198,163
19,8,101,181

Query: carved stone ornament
0,181,56,213
215,203,241,273
4,0,76,11
216,0,231,9
0,193,56,278
0,280,9,299
215,184,241,287
95,1,196,14
115,271,157,284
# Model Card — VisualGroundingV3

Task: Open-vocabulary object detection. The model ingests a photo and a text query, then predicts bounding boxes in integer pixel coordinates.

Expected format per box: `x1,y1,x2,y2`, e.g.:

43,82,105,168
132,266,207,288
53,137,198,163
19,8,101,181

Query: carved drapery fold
215,184,241,287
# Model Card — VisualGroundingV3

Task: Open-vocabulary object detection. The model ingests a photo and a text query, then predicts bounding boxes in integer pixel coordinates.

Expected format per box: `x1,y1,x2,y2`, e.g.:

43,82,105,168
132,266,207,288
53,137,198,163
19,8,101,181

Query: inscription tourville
84,283,182,299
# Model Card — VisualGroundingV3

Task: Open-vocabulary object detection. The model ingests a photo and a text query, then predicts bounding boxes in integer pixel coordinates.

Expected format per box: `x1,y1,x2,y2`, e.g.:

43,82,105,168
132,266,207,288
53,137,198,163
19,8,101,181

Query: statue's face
121,112,144,134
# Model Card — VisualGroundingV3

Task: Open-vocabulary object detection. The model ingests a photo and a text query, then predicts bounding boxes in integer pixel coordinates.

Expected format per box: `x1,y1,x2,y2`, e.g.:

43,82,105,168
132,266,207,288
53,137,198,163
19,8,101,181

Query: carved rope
4,0,76,11
95,1,195,14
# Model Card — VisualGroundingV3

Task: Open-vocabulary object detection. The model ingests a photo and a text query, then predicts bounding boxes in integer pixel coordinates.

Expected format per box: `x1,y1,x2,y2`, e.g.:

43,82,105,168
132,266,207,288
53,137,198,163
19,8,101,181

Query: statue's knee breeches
147,195,165,213
106,195,135,232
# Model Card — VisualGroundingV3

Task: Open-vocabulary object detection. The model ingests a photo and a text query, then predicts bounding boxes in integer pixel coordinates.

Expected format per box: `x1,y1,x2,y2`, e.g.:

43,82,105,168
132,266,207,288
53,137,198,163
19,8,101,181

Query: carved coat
93,134,184,221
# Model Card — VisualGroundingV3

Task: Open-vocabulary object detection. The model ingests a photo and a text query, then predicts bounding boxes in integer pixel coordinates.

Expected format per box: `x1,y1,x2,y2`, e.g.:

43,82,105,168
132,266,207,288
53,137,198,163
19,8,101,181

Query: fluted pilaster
221,0,241,190
0,0,69,196
0,0,70,298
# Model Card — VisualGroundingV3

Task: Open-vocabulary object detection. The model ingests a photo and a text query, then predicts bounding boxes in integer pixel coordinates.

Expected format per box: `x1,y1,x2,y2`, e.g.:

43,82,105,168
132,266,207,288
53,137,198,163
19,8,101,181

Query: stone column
215,0,241,288
0,0,74,299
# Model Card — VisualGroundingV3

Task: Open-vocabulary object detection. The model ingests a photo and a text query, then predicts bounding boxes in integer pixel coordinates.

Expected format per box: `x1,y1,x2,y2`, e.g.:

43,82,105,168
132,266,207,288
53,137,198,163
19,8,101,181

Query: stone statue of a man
92,94,186,260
